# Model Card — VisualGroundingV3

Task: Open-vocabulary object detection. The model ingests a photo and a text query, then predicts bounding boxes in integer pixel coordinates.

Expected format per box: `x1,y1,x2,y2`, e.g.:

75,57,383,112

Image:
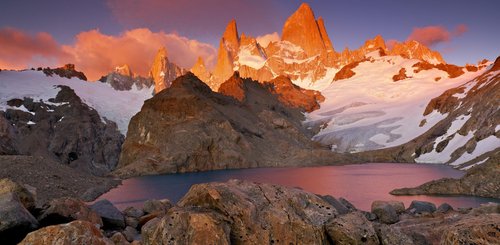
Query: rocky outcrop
41,64,87,81
0,178,35,211
413,61,464,78
150,47,186,93
391,152,500,198
265,75,325,112
90,199,125,229
211,20,241,89
2,85,124,176
325,211,379,244
19,220,113,245
392,68,409,81
115,73,347,177
100,64,153,91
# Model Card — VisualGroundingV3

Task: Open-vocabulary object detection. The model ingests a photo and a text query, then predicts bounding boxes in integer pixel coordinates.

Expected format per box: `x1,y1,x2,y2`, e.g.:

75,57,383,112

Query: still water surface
98,163,498,211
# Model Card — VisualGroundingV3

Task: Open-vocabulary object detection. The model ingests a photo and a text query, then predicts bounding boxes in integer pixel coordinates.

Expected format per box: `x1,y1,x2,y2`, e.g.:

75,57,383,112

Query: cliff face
149,47,186,94
115,73,348,178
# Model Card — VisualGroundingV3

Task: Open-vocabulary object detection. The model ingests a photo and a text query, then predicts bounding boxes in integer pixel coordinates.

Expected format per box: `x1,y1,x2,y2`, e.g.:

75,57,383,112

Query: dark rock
110,232,130,245
125,217,139,229
90,199,125,229
19,220,113,245
339,197,358,211
0,178,36,210
362,211,378,221
122,226,138,242
142,207,230,245
320,195,349,214
371,201,399,224
37,197,102,227
0,192,39,244
372,200,405,214
436,203,453,213
325,211,379,244
123,206,144,218
408,201,436,214
42,64,87,81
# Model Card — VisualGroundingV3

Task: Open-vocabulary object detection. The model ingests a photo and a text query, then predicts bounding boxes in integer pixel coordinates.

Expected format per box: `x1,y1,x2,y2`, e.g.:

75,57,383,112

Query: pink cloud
63,28,217,80
406,24,468,47
0,27,217,80
0,27,69,69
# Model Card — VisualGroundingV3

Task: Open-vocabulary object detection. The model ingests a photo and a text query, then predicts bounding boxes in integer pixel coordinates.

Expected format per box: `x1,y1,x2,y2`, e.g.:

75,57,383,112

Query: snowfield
306,54,488,153
0,70,153,134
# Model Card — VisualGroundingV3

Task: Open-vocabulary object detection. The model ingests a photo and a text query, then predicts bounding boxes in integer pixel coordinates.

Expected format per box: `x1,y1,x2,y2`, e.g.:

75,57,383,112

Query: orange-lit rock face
281,3,332,56
212,20,241,89
390,40,445,64
265,75,324,112
392,68,409,82
191,56,212,84
150,47,186,93
218,72,247,101
412,61,464,78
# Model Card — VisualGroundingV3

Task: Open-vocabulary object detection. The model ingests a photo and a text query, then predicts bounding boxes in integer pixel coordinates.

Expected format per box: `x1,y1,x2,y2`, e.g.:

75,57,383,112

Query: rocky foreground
2,178,498,245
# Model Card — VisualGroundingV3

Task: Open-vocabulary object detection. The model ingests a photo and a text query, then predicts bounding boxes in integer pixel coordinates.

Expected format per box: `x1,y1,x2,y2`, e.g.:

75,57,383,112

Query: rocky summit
114,72,348,177
150,47,187,94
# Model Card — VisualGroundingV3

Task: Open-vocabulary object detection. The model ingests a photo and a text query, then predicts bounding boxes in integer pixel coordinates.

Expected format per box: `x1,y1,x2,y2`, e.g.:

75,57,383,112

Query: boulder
37,197,102,227
372,200,405,214
142,207,230,245
371,201,399,224
122,226,138,242
0,178,36,210
436,203,454,213
374,223,414,245
19,220,113,245
441,214,500,245
123,206,144,218
110,232,130,245
339,197,357,211
320,195,350,214
177,179,337,244
0,192,39,244
408,200,436,214
325,211,379,245
470,202,500,215
142,199,172,215
125,216,139,229
90,199,125,229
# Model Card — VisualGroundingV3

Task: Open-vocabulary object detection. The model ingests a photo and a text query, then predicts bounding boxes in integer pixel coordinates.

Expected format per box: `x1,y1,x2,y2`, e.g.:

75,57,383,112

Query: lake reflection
98,163,498,211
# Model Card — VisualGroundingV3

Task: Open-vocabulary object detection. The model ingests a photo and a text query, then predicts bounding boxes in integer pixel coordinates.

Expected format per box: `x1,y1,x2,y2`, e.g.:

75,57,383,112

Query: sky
0,0,499,80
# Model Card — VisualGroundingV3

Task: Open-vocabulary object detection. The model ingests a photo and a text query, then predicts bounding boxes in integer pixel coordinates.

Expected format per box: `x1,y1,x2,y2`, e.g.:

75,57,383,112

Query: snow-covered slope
0,70,153,134
305,53,488,153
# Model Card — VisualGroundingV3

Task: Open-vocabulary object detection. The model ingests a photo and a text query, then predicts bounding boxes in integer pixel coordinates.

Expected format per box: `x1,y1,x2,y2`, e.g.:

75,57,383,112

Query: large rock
0,178,36,210
0,192,38,244
441,214,500,244
142,207,230,245
176,179,337,244
37,197,102,227
372,200,405,214
115,73,347,177
408,200,436,214
90,199,125,229
371,201,399,224
142,199,172,215
3,85,124,176
325,211,379,245
19,220,113,245
374,223,414,245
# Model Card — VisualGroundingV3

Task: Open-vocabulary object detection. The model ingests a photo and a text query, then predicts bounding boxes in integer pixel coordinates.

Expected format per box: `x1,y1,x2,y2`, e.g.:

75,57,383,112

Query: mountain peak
222,19,240,49
363,35,386,51
156,46,168,58
149,46,185,93
115,64,133,77
282,3,333,56
390,40,445,64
